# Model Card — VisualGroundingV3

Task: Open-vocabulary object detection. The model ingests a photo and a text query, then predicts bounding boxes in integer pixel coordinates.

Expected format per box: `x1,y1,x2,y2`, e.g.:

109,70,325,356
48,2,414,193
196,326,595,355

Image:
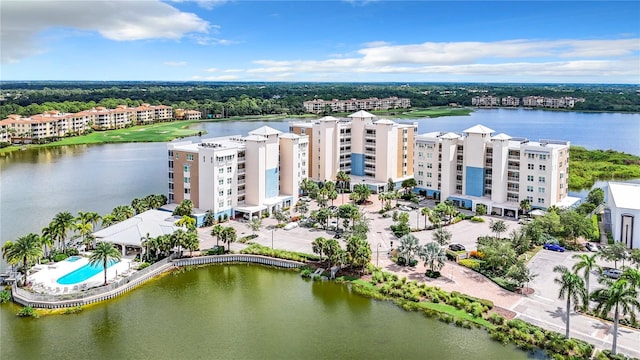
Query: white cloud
164,61,188,67
171,0,228,10
204,68,219,72
1,0,210,63
204,75,240,81
236,38,640,82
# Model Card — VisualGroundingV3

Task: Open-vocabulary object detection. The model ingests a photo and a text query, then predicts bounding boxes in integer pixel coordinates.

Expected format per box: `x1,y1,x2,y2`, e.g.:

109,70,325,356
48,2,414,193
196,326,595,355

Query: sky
1,0,639,83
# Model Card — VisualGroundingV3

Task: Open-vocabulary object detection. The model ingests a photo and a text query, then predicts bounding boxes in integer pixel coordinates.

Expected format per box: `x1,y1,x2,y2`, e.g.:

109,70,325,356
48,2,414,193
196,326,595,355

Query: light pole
271,228,274,250
377,243,382,267
416,210,419,230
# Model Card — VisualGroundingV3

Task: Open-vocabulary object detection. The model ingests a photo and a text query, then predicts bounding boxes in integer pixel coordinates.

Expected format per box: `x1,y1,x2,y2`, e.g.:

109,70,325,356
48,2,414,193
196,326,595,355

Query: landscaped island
568,146,640,190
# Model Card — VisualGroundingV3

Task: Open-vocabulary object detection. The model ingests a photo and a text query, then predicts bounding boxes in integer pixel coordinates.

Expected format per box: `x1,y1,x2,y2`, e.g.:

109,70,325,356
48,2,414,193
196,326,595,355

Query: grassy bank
569,146,640,190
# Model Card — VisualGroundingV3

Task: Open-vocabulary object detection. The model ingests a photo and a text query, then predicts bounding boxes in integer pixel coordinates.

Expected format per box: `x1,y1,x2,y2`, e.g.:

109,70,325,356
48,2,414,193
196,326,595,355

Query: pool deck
27,256,134,294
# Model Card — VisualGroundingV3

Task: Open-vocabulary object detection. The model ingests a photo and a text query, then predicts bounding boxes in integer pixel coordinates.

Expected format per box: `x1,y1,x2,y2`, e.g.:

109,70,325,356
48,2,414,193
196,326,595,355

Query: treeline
568,146,640,189
1,82,638,119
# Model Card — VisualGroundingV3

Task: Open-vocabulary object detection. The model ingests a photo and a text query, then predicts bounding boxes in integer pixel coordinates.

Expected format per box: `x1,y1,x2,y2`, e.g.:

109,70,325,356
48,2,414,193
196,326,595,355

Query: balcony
507,165,520,171
507,177,519,182
508,155,520,160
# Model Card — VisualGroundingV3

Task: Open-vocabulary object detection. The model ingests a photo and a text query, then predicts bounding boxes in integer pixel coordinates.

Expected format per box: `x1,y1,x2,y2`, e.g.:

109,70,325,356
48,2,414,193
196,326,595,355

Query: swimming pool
57,260,119,285
66,256,82,262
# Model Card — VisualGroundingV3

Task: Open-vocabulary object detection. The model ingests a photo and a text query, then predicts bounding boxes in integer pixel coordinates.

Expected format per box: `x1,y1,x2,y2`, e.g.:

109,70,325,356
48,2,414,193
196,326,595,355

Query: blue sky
1,1,639,83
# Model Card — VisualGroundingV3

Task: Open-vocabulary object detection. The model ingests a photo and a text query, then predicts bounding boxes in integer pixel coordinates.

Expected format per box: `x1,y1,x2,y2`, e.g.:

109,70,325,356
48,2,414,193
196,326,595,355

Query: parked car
448,243,466,251
333,229,344,239
283,222,299,230
543,243,566,252
602,268,622,279
585,242,600,252
518,217,533,225
399,206,412,211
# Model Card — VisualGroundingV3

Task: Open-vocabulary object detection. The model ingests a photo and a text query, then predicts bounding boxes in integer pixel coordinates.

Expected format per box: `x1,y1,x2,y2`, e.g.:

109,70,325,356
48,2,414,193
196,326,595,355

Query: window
186,154,194,161
219,190,224,196
540,154,547,160
426,182,432,187
527,186,533,192
427,153,433,159
184,188,190,194
527,164,534,170
219,168,224,174
417,180,423,185
218,179,224,185
560,173,564,179
538,187,545,193
227,189,232,195
184,177,190,184
527,175,534,181
539,176,545,183
427,172,432,178
527,196,533,202
227,178,232,184
227,166,232,173
427,163,433,169
218,201,224,208
538,198,545,204
539,165,546,171
169,172,174,179
183,164,190,172
418,171,424,176
527,153,535,159
227,200,232,206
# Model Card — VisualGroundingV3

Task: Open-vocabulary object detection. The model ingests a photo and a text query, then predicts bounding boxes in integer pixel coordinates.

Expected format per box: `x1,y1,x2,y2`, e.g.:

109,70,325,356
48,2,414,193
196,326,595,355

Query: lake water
0,265,536,360
1,109,638,265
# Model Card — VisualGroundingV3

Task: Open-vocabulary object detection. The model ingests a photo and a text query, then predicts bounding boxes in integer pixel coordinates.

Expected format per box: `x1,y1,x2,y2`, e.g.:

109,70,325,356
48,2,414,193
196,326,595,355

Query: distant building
175,109,202,120
413,125,578,218
471,96,499,107
303,97,410,114
501,96,520,107
607,182,639,249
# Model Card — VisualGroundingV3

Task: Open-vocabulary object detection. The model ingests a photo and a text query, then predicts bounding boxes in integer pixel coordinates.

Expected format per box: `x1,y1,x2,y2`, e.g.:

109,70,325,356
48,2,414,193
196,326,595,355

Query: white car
283,222,299,230
399,206,412,211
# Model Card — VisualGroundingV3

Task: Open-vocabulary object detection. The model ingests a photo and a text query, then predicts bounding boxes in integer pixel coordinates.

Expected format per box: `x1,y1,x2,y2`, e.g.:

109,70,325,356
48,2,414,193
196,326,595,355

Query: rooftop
608,182,640,210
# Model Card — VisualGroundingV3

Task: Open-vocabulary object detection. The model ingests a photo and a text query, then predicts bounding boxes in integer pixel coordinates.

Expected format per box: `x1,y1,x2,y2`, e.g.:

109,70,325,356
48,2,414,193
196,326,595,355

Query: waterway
0,265,536,360
1,109,638,263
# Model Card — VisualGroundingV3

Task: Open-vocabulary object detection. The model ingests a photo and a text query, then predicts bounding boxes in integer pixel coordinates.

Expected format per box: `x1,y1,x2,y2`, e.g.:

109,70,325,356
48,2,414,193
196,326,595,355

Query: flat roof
609,182,640,210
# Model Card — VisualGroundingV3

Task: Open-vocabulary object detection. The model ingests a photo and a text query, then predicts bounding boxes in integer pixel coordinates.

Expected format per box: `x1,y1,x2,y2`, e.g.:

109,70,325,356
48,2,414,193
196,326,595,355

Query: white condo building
607,182,640,249
413,125,578,218
168,126,308,221
289,110,416,192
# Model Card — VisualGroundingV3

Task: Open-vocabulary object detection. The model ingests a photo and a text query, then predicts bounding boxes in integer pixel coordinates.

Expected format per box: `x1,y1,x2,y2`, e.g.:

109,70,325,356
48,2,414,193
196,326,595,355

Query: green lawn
417,302,493,328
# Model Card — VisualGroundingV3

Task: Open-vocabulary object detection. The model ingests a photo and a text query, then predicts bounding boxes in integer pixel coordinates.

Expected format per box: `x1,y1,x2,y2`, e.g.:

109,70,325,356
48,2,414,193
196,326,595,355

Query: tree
221,227,236,252
247,218,262,235
2,233,43,275
101,214,116,228
50,211,75,251
211,224,224,247
519,199,531,216
323,239,344,269
586,188,605,206
203,210,215,227
131,197,150,215
489,219,507,240
183,230,199,257
112,205,135,222
294,201,309,216
553,265,587,339
401,178,417,194
350,184,371,204
273,209,289,224
312,237,327,263
506,262,537,290
630,249,640,269
173,199,193,217
420,242,446,273
387,178,395,192
420,207,431,229
40,226,55,258
591,277,640,354
175,215,196,231
345,236,371,274
397,234,420,265
600,242,629,269
89,242,122,286
559,210,591,243
509,229,531,256
475,203,487,216
572,253,599,309
337,204,359,231
336,171,350,191
432,226,452,246
479,240,517,274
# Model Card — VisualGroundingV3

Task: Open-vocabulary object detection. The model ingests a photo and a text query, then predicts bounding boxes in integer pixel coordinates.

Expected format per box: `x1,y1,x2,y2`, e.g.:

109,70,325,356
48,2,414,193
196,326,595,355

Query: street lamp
271,228,274,250
377,243,382,267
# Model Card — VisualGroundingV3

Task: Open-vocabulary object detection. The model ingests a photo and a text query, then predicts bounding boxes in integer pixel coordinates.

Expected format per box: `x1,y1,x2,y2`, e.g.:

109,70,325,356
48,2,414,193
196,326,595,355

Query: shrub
0,289,10,304
137,262,151,270
205,246,225,255
239,234,258,243
17,306,39,318
65,248,79,256
488,313,505,325
445,249,458,261
63,306,83,314
425,270,441,278
53,253,68,262
458,259,480,270
471,216,485,223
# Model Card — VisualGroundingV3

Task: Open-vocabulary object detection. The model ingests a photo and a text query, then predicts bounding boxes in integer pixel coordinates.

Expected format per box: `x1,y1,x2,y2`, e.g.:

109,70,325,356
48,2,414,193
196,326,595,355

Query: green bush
458,258,481,270
137,262,151,270
205,246,225,255
470,216,485,223
0,289,10,304
425,270,441,278
17,306,39,318
65,248,79,256
239,234,258,243
63,306,83,314
52,253,68,262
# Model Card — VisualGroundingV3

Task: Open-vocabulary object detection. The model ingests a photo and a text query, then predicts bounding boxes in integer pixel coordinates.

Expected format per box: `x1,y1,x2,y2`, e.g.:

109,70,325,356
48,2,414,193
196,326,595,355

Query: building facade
289,110,416,192
168,126,309,220
413,125,576,217
303,97,411,114
608,182,639,249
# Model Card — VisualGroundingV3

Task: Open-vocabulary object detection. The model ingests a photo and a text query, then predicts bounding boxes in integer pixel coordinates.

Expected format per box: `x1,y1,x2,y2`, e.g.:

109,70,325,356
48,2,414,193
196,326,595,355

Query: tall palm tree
397,234,420,265
489,219,508,240
572,253,599,309
101,214,116,228
3,233,43,275
312,237,327,263
51,211,75,251
553,265,587,339
211,224,224,247
40,226,55,258
420,242,447,273
591,277,640,355
432,226,452,247
336,170,350,191
221,227,236,253
89,242,122,286
421,207,431,230
112,205,135,222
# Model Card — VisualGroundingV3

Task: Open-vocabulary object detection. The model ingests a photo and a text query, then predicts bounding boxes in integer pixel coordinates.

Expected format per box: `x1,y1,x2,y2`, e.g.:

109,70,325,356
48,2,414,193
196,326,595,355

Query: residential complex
303,97,411,114
289,110,416,192
413,125,577,217
607,182,639,249
0,104,174,143
472,95,584,109
168,126,309,221
175,109,203,120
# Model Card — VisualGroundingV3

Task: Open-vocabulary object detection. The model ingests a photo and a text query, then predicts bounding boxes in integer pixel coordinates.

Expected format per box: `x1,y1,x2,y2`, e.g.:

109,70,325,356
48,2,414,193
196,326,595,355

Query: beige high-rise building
289,110,416,192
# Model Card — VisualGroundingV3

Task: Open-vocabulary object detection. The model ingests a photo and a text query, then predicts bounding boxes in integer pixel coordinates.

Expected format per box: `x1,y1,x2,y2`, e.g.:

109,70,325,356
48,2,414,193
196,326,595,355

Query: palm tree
211,224,223,247
2,234,43,276
489,219,508,240
421,207,431,229
183,231,199,257
221,227,236,252
40,226,55,258
101,214,116,228
51,211,75,251
420,242,447,273
175,215,196,231
553,265,587,339
89,242,122,286
432,226,452,247
312,237,327,263
519,199,532,217
591,277,640,355
350,184,371,204
572,253,599,309
397,234,420,265
247,218,262,235
336,170,350,191
112,205,135,222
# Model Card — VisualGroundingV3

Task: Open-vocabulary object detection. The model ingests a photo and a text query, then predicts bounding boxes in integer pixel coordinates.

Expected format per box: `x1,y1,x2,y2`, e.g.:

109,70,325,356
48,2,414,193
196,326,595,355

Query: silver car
602,268,622,279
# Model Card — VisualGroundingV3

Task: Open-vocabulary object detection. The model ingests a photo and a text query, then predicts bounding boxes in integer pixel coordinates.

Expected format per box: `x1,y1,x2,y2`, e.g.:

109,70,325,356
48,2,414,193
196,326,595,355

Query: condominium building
175,109,203,120
289,110,416,192
501,96,521,107
168,126,308,221
471,96,500,107
303,97,411,114
607,182,639,249
413,125,578,218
